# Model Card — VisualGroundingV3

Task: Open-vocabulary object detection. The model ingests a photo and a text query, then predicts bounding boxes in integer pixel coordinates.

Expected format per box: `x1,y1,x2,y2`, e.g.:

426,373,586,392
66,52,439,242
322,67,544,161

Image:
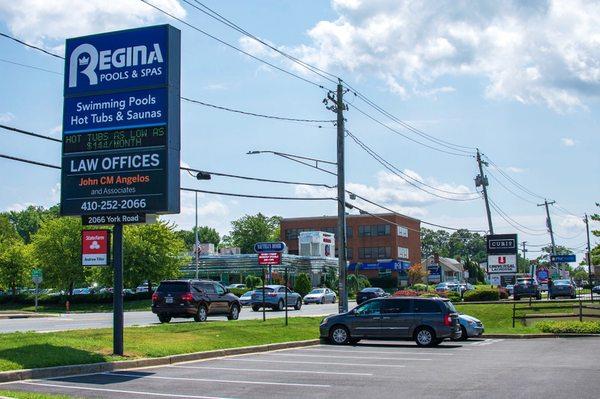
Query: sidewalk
0,311,57,319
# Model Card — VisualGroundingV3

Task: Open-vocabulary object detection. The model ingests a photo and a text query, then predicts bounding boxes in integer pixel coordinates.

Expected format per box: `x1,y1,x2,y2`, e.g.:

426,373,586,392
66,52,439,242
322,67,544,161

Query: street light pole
584,214,593,301
195,191,199,279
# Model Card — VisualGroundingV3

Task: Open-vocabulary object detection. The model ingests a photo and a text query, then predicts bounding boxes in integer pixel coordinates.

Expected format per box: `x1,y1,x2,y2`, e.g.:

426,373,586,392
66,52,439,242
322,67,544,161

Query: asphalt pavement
2,337,599,398
0,302,356,333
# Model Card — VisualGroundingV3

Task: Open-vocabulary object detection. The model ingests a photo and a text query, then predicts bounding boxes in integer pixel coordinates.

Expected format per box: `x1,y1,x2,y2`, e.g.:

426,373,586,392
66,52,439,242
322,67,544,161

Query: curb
0,313,57,319
482,333,600,339
0,339,320,383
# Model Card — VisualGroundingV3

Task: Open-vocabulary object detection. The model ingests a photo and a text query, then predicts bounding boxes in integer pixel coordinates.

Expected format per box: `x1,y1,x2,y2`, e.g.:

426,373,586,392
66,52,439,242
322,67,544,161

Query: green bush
463,288,499,302
244,275,262,289
410,283,428,292
537,321,600,334
229,288,248,297
446,292,462,302
419,293,441,298
294,273,312,297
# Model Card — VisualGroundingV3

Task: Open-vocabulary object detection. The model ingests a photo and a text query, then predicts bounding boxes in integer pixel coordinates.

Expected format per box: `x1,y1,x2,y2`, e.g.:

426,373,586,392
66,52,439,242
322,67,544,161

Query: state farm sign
487,254,517,274
82,229,110,266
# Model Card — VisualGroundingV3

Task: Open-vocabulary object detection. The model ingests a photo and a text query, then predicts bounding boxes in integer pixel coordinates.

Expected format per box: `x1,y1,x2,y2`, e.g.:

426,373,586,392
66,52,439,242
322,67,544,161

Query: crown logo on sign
78,56,90,66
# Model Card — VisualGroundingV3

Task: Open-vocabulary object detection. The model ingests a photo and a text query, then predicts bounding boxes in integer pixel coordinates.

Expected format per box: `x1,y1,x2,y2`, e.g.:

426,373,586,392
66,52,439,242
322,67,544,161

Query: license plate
165,297,173,304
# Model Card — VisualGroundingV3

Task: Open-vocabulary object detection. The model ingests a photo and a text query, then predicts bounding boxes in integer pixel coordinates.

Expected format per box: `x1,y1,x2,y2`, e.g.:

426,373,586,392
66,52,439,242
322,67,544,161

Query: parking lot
2,337,599,399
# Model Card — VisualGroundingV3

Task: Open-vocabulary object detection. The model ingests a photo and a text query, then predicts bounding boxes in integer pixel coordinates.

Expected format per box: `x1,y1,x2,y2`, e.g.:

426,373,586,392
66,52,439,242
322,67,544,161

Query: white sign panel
489,275,501,285
487,254,517,274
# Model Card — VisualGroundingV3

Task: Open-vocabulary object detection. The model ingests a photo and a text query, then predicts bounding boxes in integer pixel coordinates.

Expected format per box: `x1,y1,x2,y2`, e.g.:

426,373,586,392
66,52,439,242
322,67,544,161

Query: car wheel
158,315,171,323
294,299,302,310
329,325,350,345
252,305,260,312
277,299,284,311
459,325,469,341
414,327,436,347
194,305,208,322
227,304,240,320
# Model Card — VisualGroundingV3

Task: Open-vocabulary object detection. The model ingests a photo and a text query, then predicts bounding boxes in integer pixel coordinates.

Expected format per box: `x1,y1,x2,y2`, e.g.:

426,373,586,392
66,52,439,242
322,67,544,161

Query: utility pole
538,200,557,276
195,191,199,279
584,214,593,301
326,79,348,313
475,149,494,234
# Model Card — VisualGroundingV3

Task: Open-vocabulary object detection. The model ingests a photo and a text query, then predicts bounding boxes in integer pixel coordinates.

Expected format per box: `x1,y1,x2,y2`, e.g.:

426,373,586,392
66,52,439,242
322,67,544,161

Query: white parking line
169,365,373,376
15,381,235,399
263,353,432,361
465,339,504,347
302,348,454,356
103,372,330,388
225,358,406,368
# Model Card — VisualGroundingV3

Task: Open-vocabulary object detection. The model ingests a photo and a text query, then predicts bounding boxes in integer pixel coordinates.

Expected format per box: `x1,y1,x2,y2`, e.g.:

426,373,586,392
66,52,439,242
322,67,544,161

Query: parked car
593,285,600,295
304,288,337,304
320,297,461,347
250,285,302,311
549,279,577,299
151,279,241,323
136,282,149,293
505,284,514,296
459,283,475,292
435,282,460,293
452,314,484,341
513,278,541,300
227,284,246,290
356,287,388,305
239,290,254,306
72,288,92,295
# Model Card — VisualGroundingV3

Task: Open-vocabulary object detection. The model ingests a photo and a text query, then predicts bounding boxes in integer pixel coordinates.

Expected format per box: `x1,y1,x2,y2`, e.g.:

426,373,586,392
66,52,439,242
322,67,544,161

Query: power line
483,154,546,200
0,153,60,170
0,32,63,59
0,58,62,75
486,168,537,205
181,97,334,124
488,198,548,236
181,187,333,201
0,124,62,143
346,129,480,201
138,0,330,90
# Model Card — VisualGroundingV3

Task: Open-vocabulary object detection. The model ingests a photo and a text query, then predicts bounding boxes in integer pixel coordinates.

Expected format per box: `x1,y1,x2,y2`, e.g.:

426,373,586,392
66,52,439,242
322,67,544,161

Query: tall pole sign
61,25,181,355
486,234,518,285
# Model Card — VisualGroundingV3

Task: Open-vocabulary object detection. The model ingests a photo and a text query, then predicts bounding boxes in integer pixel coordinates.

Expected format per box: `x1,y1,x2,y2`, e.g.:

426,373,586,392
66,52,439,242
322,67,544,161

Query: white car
303,288,337,304
227,284,246,290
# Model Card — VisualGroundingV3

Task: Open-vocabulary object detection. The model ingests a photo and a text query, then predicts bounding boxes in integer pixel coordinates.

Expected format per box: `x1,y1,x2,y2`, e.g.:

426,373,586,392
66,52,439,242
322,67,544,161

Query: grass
0,390,77,399
0,299,151,314
0,317,320,372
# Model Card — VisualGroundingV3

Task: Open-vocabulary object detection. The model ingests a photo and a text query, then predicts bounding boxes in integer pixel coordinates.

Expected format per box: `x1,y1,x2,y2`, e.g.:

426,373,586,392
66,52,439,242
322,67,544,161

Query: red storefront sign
81,229,110,266
258,252,281,266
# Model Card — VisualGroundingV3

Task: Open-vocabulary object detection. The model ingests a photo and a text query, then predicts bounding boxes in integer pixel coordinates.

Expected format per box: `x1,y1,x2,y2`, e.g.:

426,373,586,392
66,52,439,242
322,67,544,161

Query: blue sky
0,0,598,261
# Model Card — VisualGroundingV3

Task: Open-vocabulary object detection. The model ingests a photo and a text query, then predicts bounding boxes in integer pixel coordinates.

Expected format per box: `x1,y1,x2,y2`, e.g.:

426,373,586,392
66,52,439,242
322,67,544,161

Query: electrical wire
138,0,330,91
0,32,63,59
488,199,548,236
482,154,546,200
346,130,480,201
0,58,62,75
486,168,537,205
181,187,333,201
0,153,60,169
0,124,62,143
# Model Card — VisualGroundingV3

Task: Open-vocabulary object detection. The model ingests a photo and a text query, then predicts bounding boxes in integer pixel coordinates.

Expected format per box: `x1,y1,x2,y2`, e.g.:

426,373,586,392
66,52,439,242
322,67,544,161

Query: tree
0,214,19,244
294,273,312,297
4,205,59,243
407,263,427,286
31,216,83,295
175,226,220,252
226,213,282,253
0,240,33,296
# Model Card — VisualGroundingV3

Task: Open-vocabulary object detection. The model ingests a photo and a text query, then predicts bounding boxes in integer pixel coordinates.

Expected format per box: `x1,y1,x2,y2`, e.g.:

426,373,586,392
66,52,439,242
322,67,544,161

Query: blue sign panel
64,26,170,96
254,242,287,253
61,25,180,218
550,254,576,263
428,264,441,276
63,88,168,133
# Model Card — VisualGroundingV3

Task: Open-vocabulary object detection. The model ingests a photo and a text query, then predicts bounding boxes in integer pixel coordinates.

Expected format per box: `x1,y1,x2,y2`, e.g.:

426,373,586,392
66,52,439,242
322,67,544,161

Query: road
0,302,356,333
3,337,599,398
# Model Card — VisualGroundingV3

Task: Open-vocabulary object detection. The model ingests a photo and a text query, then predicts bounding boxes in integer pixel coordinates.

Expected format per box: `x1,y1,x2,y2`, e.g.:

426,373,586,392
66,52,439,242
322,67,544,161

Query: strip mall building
280,213,421,285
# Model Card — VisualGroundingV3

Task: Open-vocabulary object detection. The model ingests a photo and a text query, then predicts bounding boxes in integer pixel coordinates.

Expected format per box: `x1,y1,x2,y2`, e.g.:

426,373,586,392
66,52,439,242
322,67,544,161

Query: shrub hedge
463,288,499,302
537,321,600,334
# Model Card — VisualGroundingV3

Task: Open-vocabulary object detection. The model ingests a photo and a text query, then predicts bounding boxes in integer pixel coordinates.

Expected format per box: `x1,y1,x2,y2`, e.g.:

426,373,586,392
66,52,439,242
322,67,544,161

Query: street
0,302,356,333
2,337,599,399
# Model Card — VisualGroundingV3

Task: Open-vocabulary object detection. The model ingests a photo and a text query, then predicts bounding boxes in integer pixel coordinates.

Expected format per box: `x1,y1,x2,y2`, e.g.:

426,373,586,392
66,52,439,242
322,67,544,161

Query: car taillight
151,293,159,302
181,292,194,302
443,314,452,326
267,292,277,297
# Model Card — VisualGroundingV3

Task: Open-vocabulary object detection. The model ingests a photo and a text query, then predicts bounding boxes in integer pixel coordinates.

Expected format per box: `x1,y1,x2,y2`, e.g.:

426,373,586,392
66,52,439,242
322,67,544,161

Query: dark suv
356,287,388,305
152,280,241,323
513,278,542,300
320,297,461,347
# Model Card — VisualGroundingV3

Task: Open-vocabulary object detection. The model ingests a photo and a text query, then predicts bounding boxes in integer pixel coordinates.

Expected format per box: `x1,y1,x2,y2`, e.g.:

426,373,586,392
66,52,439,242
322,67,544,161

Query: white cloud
48,125,62,137
284,0,600,112
561,137,576,146
0,0,186,53
163,190,230,235
295,169,477,219
0,112,15,123
505,166,525,173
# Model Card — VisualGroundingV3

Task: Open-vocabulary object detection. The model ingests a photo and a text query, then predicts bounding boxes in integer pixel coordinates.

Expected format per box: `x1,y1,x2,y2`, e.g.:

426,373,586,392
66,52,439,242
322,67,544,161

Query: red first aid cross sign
82,229,110,266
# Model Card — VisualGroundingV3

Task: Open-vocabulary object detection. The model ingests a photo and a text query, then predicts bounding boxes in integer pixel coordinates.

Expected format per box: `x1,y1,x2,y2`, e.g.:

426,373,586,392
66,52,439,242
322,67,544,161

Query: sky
0,0,598,262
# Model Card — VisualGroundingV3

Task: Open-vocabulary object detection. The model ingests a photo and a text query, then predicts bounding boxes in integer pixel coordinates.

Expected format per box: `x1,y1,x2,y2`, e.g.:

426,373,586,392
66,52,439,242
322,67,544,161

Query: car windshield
157,282,188,293
362,288,380,292
254,287,275,292
241,291,253,297
309,289,325,294
517,279,534,285
554,280,571,286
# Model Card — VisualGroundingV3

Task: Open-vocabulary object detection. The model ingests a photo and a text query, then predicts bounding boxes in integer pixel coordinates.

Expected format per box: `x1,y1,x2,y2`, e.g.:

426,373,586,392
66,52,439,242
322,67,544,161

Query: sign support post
113,223,124,356
31,269,43,312
34,282,39,312
284,266,288,326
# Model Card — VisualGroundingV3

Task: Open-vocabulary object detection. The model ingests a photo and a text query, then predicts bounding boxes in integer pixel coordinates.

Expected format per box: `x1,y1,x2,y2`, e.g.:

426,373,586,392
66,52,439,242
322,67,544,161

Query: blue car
251,285,302,311
453,314,484,341
239,290,254,306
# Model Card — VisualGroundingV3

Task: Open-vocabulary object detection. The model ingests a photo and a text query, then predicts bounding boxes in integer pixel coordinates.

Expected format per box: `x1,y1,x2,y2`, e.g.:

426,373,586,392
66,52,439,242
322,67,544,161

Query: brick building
280,213,421,284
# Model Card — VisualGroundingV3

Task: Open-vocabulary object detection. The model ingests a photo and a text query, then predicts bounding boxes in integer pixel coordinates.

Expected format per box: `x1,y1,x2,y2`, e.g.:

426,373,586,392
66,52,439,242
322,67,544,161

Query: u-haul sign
487,254,517,274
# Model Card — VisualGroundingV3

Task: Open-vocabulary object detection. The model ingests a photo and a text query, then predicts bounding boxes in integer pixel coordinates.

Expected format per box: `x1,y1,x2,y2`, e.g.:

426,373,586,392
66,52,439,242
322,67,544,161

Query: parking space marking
103,372,331,388
263,353,432,361
302,348,454,356
169,365,373,376
14,381,236,399
465,339,504,346
226,358,406,368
